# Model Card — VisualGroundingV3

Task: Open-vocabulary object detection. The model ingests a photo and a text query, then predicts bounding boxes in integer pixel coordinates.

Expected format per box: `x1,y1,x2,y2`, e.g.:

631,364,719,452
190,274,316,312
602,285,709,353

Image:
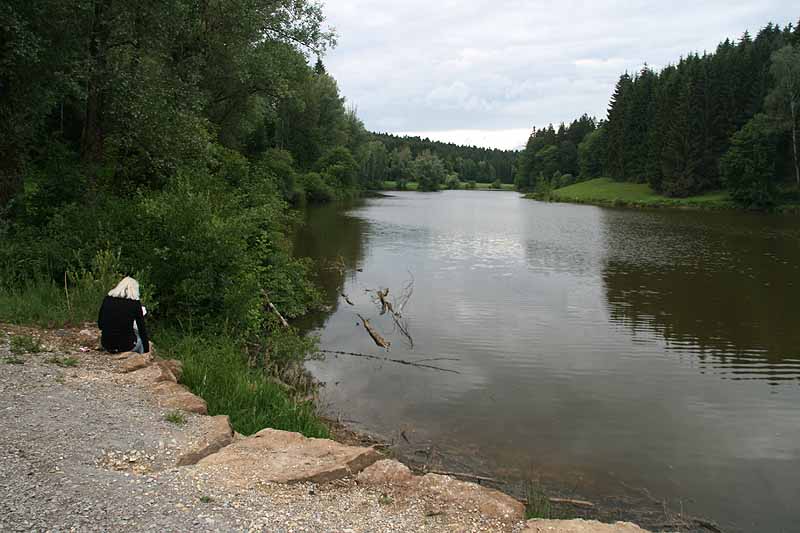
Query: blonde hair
108,277,140,301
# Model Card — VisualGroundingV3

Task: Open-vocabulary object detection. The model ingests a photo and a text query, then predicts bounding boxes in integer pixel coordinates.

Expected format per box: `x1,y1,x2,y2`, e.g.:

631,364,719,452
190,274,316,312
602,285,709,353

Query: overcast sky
321,1,797,149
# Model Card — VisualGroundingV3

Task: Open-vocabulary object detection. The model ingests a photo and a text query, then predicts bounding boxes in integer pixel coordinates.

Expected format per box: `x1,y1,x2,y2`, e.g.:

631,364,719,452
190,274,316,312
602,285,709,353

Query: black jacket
97,296,150,353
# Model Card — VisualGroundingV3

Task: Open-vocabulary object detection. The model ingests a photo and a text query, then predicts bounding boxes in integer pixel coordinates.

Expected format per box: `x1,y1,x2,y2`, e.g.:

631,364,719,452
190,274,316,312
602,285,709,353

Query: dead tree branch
319,349,460,374
357,314,391,350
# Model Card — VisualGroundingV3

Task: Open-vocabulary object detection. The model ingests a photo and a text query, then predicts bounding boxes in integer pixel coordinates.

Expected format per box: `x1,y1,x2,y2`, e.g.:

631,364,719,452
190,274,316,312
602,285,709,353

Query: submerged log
357,314,391,350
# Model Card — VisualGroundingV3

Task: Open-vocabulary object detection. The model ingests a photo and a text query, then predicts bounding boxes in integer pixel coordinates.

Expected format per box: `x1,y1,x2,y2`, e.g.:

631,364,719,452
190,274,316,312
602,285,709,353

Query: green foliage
465,180,477,190
491,178,503,189
377,133,516,184
157,330,328,437
299,172,336,203
411,151,447,191
721,115,781,209
445,174,462,190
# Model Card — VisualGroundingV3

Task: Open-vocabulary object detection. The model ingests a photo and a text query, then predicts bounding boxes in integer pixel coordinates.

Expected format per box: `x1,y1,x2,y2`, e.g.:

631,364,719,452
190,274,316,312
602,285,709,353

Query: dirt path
0,325,651,532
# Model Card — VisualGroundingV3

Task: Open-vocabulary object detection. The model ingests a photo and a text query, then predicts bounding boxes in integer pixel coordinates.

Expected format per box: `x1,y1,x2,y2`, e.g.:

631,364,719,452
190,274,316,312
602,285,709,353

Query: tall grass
0,249,125,327
156,330,329,438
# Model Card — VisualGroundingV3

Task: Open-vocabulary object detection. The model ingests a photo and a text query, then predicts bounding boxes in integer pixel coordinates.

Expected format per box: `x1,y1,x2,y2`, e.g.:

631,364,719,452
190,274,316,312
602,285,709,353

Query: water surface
294,191,800,532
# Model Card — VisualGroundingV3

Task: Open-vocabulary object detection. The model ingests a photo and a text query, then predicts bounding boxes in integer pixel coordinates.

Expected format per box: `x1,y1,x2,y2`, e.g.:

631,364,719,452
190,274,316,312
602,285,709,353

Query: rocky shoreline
0,323,650,532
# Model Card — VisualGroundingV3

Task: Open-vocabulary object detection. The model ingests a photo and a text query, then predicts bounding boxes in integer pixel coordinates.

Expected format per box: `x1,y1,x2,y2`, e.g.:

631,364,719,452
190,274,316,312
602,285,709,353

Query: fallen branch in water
319,349,460,374
341,293,355,306
357,314,391,350
547,497,595,509
262,290,290,328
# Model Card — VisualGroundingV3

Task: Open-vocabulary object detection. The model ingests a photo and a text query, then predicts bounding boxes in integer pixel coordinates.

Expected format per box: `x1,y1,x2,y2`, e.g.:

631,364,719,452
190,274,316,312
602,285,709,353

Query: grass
155,329,329,438
164,410,188,426
4,356,25,365
525,480,573,520
199,495,214,504
47,356,79,368
0,276,109,328
531,177,735,210
10,334,43,354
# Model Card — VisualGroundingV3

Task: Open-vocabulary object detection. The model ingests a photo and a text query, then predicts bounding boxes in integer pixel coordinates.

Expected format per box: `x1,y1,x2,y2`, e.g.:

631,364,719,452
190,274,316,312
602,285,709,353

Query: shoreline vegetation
526,177,800,213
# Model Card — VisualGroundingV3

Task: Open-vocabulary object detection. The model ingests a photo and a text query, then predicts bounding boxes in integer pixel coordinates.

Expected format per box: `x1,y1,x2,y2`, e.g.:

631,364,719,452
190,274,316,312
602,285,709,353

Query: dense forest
373,132,517,185
1,1,347,328
516,20,800,209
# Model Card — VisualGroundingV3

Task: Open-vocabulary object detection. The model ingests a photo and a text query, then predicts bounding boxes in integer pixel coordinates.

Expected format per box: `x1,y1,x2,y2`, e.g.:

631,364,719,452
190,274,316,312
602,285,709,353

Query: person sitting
97,277,150,354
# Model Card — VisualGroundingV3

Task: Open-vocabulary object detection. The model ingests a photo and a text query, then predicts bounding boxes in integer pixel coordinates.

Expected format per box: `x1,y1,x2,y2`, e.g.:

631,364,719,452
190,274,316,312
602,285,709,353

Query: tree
767,45,800,186
357,140,389,188
720,114,781,208
578,125,607,179
411,151,446,191
606,73,633,180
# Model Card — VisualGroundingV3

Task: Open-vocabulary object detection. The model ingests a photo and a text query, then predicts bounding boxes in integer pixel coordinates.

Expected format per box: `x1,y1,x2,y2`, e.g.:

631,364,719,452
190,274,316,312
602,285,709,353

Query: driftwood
341,293,355,306
357,314,391,349
377,288,393,315
319,349,460,374
547,497,595,508
262,291,289,328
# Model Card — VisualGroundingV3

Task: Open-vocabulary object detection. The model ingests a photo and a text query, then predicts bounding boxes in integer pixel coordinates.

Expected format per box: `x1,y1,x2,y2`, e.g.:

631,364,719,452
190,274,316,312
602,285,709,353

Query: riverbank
527,178,736,210
0,323,652,532
381,180,516,191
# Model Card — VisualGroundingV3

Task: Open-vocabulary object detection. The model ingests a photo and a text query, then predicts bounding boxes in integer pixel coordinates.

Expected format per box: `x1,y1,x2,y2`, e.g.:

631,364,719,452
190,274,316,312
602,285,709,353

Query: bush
298,172,335,204
491,179,503,189
465,180,477,190
445,174,462,190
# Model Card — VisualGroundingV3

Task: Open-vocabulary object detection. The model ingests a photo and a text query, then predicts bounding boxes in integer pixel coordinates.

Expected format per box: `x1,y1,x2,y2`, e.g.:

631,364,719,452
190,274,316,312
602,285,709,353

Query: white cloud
322,0,797,148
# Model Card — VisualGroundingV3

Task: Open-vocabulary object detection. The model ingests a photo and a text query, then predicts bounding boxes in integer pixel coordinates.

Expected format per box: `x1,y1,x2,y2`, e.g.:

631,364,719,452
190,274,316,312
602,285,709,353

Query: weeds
4,356,25,365
47,356,79,368
10,335,42,354
199,495,214,504
525,480,554,520
164,411,188,426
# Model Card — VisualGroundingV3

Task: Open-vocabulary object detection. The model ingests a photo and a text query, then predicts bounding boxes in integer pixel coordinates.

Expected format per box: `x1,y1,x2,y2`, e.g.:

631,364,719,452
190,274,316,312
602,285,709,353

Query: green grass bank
529,178,735,210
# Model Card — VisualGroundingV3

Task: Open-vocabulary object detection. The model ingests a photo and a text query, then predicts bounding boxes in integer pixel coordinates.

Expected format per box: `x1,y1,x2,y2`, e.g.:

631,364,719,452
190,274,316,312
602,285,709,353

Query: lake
293,190,800,532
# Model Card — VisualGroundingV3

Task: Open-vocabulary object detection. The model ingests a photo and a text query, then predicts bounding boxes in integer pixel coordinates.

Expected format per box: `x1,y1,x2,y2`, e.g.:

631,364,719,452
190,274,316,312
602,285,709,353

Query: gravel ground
0,327,525,532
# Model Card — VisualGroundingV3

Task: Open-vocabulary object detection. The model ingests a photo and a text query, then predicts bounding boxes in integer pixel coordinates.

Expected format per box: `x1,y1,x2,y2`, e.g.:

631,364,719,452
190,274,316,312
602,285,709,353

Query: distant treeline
516,20,800,209
372,132,517,184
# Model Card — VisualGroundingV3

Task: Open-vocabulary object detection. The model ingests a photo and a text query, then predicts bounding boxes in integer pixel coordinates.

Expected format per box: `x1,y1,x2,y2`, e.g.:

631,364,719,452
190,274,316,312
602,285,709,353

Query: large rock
119,353,152,373
418,472,524,519
196,428,381,486
357,459,524,521
356,458,416,485
151,381,207,414
176,415,234,466
127,361,178,386
157,359,183,381
523,519,651,533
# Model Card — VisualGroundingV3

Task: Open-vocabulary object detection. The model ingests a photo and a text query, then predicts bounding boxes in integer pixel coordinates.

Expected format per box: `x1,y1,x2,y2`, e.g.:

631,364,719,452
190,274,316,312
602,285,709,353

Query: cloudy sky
320,0,797,149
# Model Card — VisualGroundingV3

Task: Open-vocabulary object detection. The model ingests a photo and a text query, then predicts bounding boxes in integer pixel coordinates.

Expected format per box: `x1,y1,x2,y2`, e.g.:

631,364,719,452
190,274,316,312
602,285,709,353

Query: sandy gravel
0,327,524,532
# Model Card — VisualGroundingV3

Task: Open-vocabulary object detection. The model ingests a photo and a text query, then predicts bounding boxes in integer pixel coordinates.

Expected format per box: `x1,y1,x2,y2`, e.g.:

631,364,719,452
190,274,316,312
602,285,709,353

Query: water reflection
293,200,367,331
295,192,800,532
600,208,800,384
